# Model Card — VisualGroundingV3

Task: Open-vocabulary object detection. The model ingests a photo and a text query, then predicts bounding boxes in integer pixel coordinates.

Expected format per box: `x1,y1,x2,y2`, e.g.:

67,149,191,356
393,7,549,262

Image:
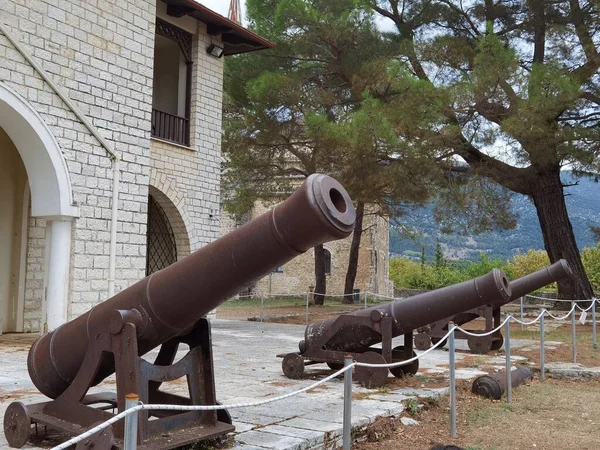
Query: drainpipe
108,159,120,297
0,22,121,302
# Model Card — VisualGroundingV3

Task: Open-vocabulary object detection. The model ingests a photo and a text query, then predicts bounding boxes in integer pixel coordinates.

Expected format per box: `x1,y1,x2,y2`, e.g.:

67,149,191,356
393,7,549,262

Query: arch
0,82,78,218
148,183,192,260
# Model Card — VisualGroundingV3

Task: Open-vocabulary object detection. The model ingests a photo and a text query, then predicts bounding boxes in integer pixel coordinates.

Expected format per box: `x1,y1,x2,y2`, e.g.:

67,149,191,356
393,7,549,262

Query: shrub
582,244,600,293
506,249,550,279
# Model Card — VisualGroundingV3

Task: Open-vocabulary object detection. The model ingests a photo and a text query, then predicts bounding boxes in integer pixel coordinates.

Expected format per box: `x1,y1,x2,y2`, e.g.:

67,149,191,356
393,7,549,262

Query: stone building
0,0,272,333
221,203,394,297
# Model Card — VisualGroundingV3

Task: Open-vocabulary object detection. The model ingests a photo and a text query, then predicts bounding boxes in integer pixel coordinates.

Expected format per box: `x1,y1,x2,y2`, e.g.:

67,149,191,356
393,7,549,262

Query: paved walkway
0,320,535,450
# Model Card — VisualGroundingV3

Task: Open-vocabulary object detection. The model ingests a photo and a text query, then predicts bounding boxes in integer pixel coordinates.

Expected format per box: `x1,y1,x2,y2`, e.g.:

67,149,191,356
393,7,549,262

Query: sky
196,1,397,31
197,1,246,22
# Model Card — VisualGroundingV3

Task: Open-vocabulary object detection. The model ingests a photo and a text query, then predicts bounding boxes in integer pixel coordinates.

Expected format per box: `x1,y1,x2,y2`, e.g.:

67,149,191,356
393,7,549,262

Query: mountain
390,173,600,261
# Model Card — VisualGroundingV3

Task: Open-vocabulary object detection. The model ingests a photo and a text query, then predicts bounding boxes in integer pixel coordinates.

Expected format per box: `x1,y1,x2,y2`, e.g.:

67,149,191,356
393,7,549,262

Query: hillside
391,173,600,261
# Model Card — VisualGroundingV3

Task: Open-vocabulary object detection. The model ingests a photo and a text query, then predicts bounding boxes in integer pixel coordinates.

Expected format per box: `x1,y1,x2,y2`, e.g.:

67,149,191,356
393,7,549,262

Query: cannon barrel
29,174,356,399
450,259,573,325
501,259,572,304
302,269,511,353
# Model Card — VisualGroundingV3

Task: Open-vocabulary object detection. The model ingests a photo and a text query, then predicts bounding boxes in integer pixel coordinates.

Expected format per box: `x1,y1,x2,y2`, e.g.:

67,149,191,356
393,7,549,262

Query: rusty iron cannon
3,174,355,450
414,260,573,354
279,269,512,388
472,367,534,400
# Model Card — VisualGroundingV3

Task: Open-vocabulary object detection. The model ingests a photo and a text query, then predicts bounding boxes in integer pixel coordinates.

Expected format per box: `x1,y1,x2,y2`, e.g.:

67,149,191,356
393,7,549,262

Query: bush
582,244,600,293
506,249,550,279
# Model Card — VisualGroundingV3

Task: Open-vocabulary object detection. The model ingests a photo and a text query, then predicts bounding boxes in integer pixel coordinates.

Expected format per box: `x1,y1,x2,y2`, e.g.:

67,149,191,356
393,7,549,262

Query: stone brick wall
149,11,224,252
0,0,225,330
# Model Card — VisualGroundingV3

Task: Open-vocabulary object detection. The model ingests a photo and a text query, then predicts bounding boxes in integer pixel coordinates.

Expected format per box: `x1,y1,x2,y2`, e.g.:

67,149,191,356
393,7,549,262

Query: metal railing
151,108,190,146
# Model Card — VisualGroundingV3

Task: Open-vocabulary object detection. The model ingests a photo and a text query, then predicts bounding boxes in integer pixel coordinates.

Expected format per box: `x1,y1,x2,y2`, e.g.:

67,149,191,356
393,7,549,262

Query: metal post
540,312,545,382
572,302,577,364
124,393,139,450
592,299,597,348
342,355,353,450
504,316,512,403
305,292,310,325
449,323,457,438
520,297,524,331
260,292,264,323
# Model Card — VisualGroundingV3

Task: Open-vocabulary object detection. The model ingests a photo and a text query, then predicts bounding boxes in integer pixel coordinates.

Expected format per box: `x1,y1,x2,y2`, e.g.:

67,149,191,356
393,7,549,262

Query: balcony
151,109,190,147
152,18,192,148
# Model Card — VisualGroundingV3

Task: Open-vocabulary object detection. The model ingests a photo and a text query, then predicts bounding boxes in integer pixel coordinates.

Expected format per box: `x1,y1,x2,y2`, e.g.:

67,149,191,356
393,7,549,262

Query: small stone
401,417,419,426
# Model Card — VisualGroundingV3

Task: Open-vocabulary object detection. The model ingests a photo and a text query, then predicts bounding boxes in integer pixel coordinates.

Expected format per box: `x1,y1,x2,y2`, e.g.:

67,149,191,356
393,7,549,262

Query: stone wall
0,0,224,330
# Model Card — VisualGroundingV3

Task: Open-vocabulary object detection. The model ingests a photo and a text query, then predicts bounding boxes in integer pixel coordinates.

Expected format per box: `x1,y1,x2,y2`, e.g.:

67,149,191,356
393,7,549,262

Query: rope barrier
51,302,597,449
525,294,598,303
455,317,511,337
544,304,578,321
507,310,546,326
354,327,455,369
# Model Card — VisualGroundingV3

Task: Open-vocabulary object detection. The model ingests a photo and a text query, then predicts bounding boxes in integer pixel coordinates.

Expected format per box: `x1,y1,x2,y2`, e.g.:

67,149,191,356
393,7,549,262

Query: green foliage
506,250,551,280
390,254,509,290
582,244,600,292
405,397,420,416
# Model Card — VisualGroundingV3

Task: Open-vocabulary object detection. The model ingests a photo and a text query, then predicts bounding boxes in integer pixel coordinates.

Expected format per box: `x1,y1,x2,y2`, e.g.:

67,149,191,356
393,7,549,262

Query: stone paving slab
0,320,536,450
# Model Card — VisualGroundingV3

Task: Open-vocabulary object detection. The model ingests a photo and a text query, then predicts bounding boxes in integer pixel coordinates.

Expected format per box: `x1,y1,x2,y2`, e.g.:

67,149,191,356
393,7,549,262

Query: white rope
576,301,596,312
50,364,354,450
455,316,511,337
525,294,598,303
544,303,577,321
507,310,546,326
50,299,596,450
354,327,454,368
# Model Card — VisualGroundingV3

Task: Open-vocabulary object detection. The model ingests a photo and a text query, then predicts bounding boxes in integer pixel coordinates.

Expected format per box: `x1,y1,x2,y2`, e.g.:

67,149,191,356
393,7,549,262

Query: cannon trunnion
3,174,356,450
279,269,512,388
413,260,573,354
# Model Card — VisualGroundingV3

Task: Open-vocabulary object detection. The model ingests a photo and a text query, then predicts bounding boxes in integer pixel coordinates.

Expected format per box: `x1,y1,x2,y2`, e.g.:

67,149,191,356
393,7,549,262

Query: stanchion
593,300,597,348
520,297,524,331
124,393,139,450
260,293,265,323
505,317,512,403
540,311,545,382
572,302,577,364
305,292,310,324
342,356,353,450
449,323,457,438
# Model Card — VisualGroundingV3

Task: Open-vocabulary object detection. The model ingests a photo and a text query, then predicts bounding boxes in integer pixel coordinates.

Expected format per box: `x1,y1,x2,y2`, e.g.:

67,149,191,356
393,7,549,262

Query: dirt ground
356,377,600,450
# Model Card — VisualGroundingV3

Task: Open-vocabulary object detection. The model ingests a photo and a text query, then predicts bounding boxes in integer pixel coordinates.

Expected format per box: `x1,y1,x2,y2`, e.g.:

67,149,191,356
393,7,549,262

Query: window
273,266,284,273
151,18,193,146
323,249,331,275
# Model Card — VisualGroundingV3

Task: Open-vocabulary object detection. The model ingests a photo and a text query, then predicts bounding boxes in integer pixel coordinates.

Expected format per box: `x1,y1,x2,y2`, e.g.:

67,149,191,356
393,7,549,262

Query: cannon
278,269,512,388
413,260,573,354
3,174,356,450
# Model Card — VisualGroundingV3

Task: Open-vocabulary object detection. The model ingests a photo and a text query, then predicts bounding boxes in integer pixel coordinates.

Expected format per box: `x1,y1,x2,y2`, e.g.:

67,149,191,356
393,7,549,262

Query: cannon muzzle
302,268,511,353
28,174,356,399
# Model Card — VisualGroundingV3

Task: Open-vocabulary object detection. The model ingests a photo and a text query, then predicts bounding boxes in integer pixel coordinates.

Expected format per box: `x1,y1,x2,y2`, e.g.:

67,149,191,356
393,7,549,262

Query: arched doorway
0,82,78,332
0,127,28,332
146,194,178,275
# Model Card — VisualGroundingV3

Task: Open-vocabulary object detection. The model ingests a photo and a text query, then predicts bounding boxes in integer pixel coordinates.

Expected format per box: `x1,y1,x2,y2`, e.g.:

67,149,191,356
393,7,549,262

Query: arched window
323,249,332,275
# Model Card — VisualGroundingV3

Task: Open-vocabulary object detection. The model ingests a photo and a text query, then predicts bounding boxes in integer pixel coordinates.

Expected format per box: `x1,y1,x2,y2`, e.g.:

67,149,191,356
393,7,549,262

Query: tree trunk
531,170,594,299
313,243,326,306
343,202,365,304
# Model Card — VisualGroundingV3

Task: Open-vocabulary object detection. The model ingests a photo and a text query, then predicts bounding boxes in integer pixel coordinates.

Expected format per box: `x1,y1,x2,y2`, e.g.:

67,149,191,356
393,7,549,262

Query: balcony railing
151,109,190,147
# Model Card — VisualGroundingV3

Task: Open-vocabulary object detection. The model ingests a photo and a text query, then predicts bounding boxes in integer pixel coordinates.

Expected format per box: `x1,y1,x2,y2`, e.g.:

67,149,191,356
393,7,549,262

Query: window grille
146,195,177,275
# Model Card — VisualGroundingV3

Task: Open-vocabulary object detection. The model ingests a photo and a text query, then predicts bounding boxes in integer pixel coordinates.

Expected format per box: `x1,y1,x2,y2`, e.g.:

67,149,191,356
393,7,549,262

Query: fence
51,297,598,450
